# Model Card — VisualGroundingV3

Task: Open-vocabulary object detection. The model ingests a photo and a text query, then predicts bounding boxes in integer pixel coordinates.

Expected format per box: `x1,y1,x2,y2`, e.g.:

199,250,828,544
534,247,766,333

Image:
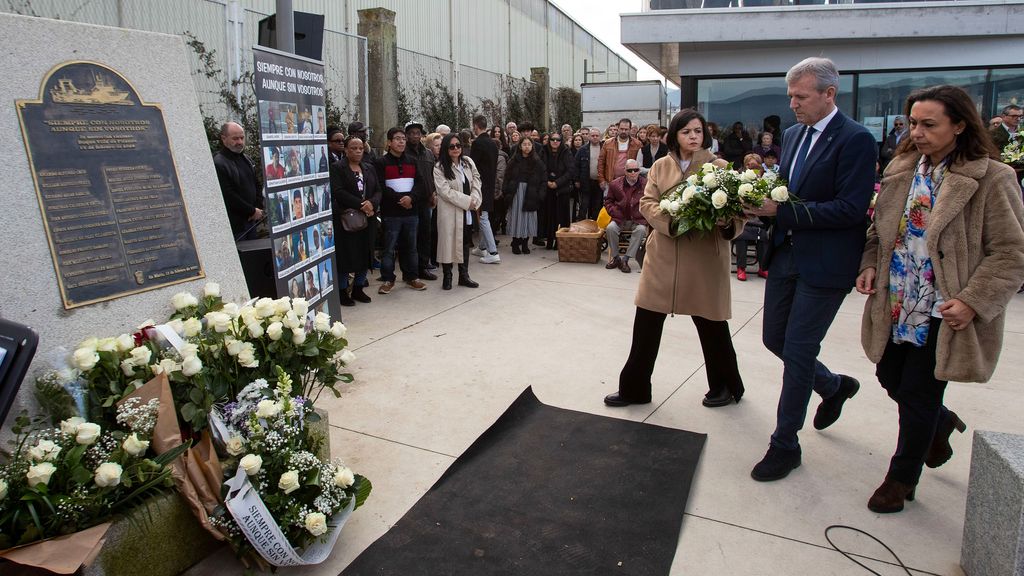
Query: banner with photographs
253,45,339,324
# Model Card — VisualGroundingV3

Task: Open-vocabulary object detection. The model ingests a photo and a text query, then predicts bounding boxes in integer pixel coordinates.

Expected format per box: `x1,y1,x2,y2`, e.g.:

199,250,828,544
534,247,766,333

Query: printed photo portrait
304,186,319,218
316,144,330,175
299,106,314,135
318,258,333,290
320,220,334,250
283,103,297,134
269,190,291,228
306,223,322,258
285,146,303,179
273,235,293,271
264,146,286,182
290,230,305,264
259,101,282,135
288,273,306,300
304,267,321,300
319,182,331,212
290,188,305,221
312,105,326,135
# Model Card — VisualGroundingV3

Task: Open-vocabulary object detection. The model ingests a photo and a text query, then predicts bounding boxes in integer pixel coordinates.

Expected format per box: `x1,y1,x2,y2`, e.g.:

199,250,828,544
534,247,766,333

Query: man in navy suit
746,57,877,481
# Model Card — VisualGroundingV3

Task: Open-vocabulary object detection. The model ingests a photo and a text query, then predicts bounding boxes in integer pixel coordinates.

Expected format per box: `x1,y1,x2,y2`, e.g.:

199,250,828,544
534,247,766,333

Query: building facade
622,0,1023,142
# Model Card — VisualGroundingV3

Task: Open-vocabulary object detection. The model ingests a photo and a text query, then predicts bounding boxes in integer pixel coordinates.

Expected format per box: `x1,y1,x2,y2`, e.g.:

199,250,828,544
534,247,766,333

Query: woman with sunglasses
433,133,483,290
541,131,574,249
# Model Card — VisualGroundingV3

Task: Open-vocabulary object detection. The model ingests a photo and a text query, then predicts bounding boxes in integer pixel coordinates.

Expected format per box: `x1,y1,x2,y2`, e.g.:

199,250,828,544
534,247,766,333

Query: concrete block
961,430,1024,576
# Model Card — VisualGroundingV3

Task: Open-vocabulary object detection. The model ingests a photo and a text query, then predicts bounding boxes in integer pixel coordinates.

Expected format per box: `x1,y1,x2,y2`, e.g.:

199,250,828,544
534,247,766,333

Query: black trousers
579,179,603,221
876,317,951,485
417,203,435,270
542,192,572,241
618,307,743,401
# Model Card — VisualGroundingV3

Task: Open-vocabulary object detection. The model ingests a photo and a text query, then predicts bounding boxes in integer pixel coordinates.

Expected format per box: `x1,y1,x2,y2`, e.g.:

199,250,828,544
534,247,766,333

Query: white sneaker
480,253,501,264
471,247,486,257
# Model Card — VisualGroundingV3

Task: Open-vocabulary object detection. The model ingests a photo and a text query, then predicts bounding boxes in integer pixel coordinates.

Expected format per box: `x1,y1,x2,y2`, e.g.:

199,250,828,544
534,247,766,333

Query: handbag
339,208,367,232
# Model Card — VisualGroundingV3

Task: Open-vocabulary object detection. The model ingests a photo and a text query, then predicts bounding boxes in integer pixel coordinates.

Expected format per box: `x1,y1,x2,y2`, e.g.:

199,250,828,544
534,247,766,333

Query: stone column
531,66,550,134
357,8,397,153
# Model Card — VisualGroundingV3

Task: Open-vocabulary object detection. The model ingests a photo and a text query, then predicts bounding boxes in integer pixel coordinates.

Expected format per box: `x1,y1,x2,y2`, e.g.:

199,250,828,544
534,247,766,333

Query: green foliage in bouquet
1002,132,1024,166
0,401,188,549
659,163,770,236
210,368,371,557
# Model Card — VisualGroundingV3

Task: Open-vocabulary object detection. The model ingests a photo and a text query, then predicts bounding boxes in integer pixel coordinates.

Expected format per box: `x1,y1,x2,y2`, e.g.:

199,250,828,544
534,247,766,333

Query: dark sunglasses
625,168,640,173
449,143,462,149
550,137,562,142
329,138,344,143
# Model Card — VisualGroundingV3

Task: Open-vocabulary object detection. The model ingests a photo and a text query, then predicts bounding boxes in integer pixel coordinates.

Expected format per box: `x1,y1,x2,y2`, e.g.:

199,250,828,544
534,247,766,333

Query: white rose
240,454,263,476
247,322,264,339
171,292,198,310
225,436,245,457
60,417,85,436
256,399,282,419
741,169,759,182
254,298,277,318
702,173,718,188
278,470,301,494
274,297,292,315
686,174,699,186
166,319,185,336
120,358,136,376
330,322,347,339
292,328,307,345
96,337,117,352
76,422,102,445
179,342,199,357
29,439,61,462
292,298,309,317
304,512,328,536
221,302,240,319
122,433,150,457
78,337,99,351
204,283,221,297
94,462,123,487
659,199,672,213
711,190,728,209
26,462,57,487
737,183,754,198
237,344,258,368
681,186,697,205
129,378,144,390
226,339,244,357
239,305,258,325
770,185,790,202
669,200,681,213
281,311,301,330
114,334,134,352
181,355,203,377
314,312,331,333
701,162,716,173
0,478,7,501
182,317,202,337
266,322,284,341
338,349,356,365
333,466,355,488
72,347,100,371
129,346,152,366
205,311,231,333
151,358,179,376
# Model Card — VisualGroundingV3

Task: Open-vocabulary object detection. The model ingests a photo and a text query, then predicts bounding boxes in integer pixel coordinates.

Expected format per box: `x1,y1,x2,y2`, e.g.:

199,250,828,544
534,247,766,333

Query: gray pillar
358,8,398,153
275,0,295,54
531,66,550,134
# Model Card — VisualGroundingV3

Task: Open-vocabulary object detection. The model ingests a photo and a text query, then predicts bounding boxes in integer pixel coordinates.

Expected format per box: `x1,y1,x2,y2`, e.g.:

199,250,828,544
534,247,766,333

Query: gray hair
1001,104,1022,115
786,57,840,92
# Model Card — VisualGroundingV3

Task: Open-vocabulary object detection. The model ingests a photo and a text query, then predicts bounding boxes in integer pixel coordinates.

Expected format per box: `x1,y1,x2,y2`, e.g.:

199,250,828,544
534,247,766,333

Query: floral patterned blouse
889,156,949,346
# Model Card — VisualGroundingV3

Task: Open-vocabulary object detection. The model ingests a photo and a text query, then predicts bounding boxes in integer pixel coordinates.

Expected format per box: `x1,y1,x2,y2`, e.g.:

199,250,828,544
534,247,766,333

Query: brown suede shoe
406,279,427,291
867,479,916,513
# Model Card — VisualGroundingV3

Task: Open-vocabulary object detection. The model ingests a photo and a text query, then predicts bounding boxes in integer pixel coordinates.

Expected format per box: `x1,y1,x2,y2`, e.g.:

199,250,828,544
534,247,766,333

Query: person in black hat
348,121,377,163
327,126,345,166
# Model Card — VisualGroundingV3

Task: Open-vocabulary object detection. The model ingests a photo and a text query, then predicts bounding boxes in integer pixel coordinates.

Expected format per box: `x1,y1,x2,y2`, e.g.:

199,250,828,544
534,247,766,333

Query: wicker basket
556,227,603,263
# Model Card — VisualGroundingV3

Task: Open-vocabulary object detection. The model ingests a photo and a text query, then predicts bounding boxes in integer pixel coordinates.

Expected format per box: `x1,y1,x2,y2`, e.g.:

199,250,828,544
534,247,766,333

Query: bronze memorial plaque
17,61,203,309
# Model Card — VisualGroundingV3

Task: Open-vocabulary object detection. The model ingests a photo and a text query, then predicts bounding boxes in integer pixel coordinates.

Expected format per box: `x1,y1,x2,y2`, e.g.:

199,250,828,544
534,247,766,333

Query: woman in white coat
433,133,483,290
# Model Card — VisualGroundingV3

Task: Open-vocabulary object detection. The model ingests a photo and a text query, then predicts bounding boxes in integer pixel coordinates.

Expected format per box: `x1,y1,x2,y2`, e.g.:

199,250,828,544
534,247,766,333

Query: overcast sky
551,0,674,87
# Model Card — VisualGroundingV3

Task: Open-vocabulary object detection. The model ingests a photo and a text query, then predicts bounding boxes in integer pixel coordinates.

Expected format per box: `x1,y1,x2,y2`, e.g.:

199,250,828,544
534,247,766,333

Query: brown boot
925,411,966,469
867,478,916,513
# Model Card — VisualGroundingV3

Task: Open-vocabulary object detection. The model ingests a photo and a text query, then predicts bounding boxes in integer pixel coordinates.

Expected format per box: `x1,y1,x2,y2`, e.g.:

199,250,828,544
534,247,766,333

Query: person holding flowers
604,108,747,409
856,85,1024,513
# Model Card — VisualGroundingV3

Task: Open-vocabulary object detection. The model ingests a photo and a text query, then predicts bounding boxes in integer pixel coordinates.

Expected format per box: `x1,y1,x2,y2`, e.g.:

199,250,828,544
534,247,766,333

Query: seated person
762,150,779,173
742,152,763,174
603,159,648,273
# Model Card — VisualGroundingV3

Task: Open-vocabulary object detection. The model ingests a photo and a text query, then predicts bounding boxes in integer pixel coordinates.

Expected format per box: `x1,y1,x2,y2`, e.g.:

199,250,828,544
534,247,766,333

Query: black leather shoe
702,388,738,408
339,292,355,307
419,270,438,281
813,375,860,430
351,286,371,303
442,273,453,290
458,275,479,288
532,237,546,246
751,446,802,482
603,392,651,407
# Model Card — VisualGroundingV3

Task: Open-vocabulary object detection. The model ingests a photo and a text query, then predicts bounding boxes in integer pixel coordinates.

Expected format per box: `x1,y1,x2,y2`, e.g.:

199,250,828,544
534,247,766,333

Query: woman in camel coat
433,133,482,290
604,109,747,410
857,85,1024,514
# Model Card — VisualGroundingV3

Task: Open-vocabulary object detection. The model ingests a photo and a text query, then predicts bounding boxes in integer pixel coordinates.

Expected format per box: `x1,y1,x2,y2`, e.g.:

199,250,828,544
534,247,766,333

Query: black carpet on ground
340,387,706,576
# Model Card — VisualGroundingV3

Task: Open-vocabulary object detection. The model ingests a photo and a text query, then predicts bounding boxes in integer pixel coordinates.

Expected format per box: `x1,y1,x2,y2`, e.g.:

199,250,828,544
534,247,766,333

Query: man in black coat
404,121,439,280
470,115,501,263
213,122,264,240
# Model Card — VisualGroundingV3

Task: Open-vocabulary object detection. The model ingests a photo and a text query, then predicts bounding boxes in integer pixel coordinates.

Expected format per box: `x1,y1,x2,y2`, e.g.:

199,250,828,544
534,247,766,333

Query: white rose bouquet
658,163,764,236
1002,131,1024,166
0,400,188,550
208,369,370,565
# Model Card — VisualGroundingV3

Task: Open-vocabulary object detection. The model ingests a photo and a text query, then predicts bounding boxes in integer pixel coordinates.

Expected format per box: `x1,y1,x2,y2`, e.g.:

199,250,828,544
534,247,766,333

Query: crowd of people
215,55,1024,515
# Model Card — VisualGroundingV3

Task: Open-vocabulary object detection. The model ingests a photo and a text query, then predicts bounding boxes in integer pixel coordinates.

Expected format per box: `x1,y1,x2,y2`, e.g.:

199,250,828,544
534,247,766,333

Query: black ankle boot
457,263,478,288
522,239,531,254
442,264,453,290
511,238,522,255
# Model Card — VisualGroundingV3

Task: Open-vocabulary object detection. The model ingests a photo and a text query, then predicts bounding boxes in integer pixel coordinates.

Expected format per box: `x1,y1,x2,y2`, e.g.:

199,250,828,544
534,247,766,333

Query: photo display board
253,46,340,324
17,61,203,309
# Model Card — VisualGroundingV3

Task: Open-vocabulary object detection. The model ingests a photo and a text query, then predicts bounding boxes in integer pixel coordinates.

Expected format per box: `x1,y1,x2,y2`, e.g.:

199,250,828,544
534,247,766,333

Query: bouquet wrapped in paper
659,163,789,236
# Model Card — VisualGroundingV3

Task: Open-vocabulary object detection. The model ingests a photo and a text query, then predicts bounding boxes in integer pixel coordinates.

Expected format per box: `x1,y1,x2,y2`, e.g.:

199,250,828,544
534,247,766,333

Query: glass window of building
991,67,1024,116
696,75,852,137
856,69,988,142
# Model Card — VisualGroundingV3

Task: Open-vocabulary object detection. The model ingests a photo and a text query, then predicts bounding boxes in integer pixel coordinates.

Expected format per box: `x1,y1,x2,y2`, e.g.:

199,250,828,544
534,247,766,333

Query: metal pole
231,1,243,104
276,0,295,54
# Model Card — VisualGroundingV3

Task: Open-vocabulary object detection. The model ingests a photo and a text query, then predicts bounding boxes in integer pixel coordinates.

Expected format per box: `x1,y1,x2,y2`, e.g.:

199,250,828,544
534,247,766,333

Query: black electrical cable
824,525,914,575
